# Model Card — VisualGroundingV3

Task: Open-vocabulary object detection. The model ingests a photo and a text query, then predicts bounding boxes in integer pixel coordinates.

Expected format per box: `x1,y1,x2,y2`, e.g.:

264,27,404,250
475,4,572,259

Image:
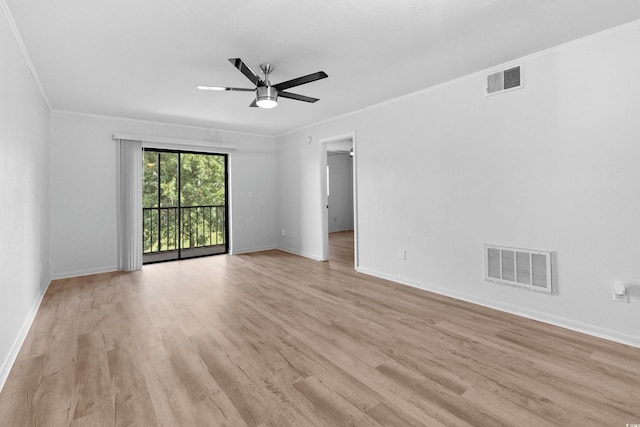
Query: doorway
321,132,358,267
142,149,228,263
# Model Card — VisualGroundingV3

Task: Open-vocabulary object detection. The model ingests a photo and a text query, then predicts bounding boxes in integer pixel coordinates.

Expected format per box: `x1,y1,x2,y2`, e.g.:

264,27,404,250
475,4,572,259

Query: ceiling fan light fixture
256,85,278,109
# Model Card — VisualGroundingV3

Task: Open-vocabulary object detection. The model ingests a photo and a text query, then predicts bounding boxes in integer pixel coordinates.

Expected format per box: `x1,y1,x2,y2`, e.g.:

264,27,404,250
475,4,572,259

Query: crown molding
0,0,51,110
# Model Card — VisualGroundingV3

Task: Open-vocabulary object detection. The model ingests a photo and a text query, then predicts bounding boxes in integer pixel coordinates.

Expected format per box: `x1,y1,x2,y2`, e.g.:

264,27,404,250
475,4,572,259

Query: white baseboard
277,246,325,262
50,265,117,280
356,266,640,349
230,245,277,255
0,277,51,393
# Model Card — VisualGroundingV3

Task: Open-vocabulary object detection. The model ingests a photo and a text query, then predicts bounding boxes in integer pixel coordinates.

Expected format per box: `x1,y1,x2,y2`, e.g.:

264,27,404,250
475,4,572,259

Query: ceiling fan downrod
257,63,278,108
259,63,274,86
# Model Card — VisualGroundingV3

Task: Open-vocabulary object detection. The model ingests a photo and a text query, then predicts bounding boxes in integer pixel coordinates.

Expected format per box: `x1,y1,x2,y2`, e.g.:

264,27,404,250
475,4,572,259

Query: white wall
277,136,326,260
49,112,277,278
0,9,50,387
277,21,640,346
328,153,354,232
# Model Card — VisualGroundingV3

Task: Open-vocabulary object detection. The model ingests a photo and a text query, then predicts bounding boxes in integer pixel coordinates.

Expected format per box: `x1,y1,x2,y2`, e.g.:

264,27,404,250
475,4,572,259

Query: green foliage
143,151,160,208
179,153,225,207
161,152,178,207
142,150,226,254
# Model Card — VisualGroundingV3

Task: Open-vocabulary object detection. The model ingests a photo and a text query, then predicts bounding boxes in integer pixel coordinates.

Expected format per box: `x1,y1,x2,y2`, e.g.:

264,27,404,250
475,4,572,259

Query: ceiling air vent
486,66,522,95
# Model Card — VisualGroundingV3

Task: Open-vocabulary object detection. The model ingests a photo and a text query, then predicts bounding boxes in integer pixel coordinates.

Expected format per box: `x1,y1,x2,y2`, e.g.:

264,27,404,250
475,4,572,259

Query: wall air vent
486,66,522,95
484,244,552,294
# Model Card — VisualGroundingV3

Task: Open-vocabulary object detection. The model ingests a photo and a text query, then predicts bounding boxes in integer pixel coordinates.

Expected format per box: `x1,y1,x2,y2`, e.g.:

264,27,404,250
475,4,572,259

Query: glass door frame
142,148,229,264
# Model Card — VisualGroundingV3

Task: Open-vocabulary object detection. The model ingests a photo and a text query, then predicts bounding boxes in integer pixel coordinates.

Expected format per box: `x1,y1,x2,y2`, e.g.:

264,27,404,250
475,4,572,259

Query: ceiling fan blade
279,91,320,103
273,71,328,92
249,99,258,107
197,85,254,92
228,58,265,87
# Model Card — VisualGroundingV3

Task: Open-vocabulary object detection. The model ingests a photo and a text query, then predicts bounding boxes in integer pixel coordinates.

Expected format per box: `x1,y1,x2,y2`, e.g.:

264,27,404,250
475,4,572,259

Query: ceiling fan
197,58,328,109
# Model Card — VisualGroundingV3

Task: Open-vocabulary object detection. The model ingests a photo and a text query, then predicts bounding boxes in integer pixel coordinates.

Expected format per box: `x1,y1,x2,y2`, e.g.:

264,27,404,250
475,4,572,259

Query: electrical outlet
398,249,406,260
281,229,287,237
612,281,629,303
613,291,629,303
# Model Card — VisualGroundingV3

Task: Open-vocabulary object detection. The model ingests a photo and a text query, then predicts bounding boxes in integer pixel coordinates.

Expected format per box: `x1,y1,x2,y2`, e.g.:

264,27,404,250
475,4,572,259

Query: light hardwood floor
1,231,639,426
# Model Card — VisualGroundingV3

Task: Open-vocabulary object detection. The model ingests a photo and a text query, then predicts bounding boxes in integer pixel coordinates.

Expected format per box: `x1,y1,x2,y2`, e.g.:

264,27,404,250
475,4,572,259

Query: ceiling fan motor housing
256,85,278,108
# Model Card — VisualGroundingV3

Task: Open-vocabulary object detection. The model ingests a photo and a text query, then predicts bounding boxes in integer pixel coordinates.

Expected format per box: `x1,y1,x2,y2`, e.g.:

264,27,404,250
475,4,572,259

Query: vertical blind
116,139,143,270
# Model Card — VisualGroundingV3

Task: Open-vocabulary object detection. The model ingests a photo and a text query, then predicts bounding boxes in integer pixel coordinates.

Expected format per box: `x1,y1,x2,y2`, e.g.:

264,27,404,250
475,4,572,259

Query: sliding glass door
142,149,228,263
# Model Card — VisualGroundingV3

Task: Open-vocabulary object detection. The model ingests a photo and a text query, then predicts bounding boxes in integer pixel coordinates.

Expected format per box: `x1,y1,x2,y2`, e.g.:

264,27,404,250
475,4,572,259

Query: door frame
142,148,229,264
320,132,359,268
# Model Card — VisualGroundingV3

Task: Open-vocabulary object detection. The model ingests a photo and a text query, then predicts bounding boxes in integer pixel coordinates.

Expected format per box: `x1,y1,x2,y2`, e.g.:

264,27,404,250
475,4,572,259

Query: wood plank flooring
1,231,639,426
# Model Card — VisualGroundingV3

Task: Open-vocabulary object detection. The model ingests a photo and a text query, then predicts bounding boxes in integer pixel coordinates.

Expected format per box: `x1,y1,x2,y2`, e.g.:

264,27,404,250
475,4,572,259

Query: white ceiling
7,0,640,136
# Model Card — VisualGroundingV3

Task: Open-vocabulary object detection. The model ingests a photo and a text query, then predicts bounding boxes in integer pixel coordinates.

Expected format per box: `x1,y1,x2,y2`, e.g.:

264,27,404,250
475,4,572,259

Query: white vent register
486,66,522,95
484,244,552,294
